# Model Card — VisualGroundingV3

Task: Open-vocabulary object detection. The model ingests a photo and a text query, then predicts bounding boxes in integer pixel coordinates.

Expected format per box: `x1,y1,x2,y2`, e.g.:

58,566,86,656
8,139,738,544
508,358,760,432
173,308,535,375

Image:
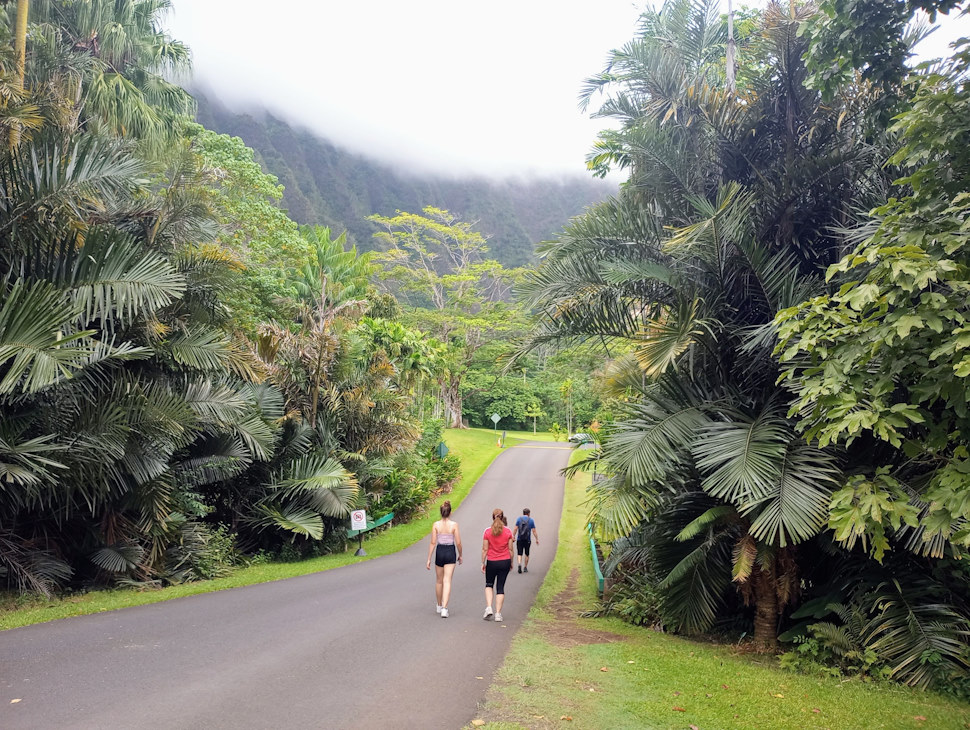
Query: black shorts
516,539,531,556
435,544,457,567
485,558,512,594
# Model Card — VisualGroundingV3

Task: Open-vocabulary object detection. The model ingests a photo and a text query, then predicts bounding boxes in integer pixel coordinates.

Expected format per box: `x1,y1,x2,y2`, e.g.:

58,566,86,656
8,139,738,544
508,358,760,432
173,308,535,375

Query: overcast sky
165,1,970,179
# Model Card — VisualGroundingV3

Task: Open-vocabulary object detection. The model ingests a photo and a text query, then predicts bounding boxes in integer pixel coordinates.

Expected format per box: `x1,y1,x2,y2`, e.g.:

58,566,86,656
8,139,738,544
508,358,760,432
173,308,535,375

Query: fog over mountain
194,90,617,266
167,0,644,178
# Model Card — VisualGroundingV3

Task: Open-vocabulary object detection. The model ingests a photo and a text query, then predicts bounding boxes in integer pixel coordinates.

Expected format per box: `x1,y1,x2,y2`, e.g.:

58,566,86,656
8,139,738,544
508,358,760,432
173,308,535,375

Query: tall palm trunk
10,0,29,149
726,0,736,93
752,562,779,650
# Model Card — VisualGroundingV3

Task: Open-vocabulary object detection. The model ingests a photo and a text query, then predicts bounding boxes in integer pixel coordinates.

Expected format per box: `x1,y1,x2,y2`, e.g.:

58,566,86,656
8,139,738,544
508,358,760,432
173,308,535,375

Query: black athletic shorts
516,539,531,556
435,544,457,567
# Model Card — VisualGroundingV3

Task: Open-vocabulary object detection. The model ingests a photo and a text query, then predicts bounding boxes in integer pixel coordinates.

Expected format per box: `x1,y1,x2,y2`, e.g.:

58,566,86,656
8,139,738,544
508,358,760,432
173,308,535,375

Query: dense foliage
10,0,970,701
523,0,970,694
0,0,456,595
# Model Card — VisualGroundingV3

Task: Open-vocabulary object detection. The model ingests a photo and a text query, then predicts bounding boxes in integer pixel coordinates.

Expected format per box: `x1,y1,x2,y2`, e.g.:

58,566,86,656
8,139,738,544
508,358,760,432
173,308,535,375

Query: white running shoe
440,607,449,618
494,612,504,622
483,606,494,620
436,604,442,614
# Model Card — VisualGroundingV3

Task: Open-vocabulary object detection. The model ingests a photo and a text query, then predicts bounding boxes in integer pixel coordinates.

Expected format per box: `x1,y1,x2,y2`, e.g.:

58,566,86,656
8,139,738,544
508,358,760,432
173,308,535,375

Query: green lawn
0,427,522,631
468,453,970,730
501,429,562,443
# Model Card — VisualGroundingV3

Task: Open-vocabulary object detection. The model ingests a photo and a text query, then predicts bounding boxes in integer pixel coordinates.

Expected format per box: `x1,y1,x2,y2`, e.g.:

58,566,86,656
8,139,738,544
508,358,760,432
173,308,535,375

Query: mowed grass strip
469,451,970,730
0,427,526,631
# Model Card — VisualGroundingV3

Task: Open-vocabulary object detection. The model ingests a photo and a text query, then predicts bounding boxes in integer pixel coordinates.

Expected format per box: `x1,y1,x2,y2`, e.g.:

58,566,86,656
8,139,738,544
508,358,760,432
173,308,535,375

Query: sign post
351,510,367,556
490,413,500,432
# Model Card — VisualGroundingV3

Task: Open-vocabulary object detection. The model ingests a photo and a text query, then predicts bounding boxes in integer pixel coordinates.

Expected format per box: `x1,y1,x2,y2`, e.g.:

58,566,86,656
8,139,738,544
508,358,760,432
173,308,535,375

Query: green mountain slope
194,92,615,266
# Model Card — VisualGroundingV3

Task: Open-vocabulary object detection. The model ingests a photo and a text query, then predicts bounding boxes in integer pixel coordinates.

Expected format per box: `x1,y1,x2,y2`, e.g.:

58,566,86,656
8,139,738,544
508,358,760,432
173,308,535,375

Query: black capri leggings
485,559,512,594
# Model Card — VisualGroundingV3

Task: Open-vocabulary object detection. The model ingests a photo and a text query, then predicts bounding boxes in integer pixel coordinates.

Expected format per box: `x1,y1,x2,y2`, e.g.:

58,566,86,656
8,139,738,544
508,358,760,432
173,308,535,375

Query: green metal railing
346,511,394,539
346,512,394,556
587,523,605,594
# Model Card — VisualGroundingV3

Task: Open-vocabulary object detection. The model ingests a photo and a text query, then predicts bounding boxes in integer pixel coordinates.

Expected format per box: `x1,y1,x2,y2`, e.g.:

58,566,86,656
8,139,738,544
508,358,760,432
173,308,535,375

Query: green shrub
780,581,970,695
415,419,445,458
587,569,663,627
163,522,240,583
431,453,461,490
375,452,437,520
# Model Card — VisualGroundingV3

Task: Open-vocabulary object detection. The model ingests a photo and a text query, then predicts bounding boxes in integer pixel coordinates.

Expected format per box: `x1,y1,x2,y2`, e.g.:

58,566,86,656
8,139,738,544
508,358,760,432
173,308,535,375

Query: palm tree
28,0,195,147
523,0,884,647
295,227,374,309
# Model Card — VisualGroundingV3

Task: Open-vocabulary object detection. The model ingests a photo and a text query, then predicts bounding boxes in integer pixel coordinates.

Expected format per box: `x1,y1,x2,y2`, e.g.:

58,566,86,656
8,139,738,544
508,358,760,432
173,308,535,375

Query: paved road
1,442,571,730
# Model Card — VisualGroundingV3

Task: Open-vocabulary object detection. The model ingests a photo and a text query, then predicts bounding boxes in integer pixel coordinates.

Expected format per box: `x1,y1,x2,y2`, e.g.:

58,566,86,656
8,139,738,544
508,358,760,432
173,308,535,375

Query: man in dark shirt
514,508,539,574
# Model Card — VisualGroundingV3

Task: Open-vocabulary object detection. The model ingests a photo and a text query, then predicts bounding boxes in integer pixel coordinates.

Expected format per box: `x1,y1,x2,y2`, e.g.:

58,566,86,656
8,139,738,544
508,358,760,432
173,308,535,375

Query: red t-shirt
483,526,513,561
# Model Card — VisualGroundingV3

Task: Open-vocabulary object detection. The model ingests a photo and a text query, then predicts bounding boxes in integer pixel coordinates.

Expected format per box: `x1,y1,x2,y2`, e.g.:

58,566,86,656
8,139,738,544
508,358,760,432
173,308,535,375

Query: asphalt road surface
1,441,572,730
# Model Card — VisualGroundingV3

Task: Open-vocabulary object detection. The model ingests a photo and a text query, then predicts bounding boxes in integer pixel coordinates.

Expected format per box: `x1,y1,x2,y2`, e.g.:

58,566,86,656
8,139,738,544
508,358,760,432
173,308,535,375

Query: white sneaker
440,608,449,618
494,612,503,622
436,604,442,614
483,606,494,620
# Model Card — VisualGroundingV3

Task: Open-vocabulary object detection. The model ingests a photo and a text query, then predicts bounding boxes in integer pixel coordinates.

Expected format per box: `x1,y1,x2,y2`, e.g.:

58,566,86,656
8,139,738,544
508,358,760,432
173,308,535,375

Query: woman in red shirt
481,508,514,622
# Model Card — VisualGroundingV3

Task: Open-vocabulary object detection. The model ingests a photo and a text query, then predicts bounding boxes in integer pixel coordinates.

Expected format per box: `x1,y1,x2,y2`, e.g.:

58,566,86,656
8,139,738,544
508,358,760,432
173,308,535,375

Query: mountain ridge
193,91,615,266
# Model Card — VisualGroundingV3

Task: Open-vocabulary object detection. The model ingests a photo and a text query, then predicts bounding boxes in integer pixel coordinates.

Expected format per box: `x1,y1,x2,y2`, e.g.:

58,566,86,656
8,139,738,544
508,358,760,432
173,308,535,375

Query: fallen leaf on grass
673,706,686,712
560,716,573,721
721,684,729,689
812,708,821,714
627,660,634,664
772,693,784,698
914,717,927,722
690,725,700,730
471,720,485,727
532,715,544,720
600,667,609,672
706,693,713,698
673,691,681,696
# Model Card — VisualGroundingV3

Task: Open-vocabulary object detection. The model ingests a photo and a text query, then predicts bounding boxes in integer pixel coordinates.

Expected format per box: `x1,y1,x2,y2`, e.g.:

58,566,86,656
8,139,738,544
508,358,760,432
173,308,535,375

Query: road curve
1,441,571,730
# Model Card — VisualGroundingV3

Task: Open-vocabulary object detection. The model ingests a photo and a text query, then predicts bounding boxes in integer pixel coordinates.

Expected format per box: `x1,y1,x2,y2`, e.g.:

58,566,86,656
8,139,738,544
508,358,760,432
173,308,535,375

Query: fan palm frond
0,531,73,597
863,580,970,688
0,279,93,394
273,455,359,518
252,504,324,540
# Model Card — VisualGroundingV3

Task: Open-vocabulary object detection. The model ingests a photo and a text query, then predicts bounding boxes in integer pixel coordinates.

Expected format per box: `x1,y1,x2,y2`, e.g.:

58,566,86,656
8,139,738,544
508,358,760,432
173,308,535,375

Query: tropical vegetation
0,0,455,598
7,0,970,706
521,0,970,697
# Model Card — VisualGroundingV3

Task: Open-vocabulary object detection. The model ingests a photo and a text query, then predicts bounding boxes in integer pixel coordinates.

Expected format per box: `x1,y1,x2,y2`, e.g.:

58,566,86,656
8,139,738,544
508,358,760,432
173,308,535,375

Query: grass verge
0,427,523,632
467,452,970,730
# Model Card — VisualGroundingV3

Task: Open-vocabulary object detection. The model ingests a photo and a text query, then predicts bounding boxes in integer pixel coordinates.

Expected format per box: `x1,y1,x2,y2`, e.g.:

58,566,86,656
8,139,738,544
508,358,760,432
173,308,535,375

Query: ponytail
491,508,506,536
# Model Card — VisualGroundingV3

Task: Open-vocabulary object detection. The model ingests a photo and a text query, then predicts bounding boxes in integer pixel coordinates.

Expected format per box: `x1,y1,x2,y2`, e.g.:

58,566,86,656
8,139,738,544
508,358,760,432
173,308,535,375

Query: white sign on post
351,510,367,531
490,413,500,425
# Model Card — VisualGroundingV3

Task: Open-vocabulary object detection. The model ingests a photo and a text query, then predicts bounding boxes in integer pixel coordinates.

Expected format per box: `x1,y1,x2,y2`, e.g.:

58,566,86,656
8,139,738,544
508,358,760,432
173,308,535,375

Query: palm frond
273,455,359,518
252,504,324,540
0,279,94,394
